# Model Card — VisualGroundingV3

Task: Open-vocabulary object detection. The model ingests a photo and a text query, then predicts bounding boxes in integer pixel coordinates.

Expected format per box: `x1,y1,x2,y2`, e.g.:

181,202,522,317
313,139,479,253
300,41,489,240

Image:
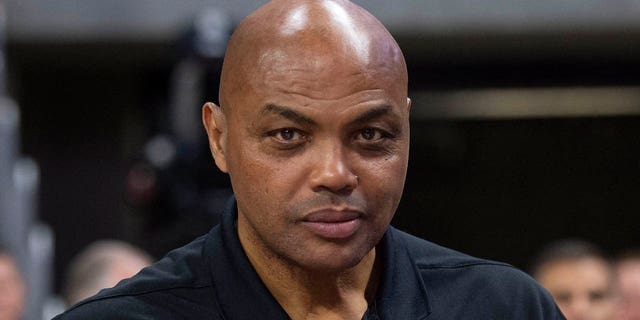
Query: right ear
202,102,229,173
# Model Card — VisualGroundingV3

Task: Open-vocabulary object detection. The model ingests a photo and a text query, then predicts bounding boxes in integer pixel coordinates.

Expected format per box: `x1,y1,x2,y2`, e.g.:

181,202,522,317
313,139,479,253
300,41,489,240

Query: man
62,240,153,306
615,250,640,320
55,0,564,319
531,239,615,320
0,246,26,320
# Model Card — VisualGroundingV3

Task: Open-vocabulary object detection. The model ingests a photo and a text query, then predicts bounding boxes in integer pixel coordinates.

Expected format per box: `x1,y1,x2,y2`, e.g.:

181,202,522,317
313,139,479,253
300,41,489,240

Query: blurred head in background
63,240,153,306
615,249,640,320
0,245,26,320
531,239,615,320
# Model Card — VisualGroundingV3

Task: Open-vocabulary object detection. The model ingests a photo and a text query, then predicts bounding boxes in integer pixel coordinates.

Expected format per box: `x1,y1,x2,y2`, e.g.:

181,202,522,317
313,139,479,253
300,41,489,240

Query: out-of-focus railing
0,1,56,318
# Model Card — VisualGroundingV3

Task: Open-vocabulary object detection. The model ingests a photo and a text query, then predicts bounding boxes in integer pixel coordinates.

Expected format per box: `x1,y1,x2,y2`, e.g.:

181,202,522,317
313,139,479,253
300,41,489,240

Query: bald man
63,240,153,306
615,250,640,320
54,1,564,319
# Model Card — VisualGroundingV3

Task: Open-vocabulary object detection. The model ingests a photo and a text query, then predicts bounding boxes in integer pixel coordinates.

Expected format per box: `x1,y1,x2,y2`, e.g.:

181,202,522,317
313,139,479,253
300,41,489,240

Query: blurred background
1,0,640,318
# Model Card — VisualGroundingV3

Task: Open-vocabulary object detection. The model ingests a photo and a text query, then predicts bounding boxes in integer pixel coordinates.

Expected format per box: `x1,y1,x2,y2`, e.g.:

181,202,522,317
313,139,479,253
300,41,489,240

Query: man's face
537,258,615,320
616,260,640,320
215,45,410,272
0,255,25,320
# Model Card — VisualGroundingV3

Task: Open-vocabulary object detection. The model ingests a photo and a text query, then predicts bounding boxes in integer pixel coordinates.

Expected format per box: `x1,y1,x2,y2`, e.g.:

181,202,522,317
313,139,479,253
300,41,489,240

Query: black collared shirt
55,198,565,319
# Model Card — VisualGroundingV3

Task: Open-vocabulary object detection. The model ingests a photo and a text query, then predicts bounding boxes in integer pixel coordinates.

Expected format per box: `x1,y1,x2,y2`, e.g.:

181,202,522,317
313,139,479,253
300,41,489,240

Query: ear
202,102,229,173
406,97,412,112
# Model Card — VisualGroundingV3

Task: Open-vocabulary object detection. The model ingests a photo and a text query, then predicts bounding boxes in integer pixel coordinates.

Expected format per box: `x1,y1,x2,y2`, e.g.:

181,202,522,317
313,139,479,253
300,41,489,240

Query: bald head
202,0,411,280
219,0,407,111
64,241,153,306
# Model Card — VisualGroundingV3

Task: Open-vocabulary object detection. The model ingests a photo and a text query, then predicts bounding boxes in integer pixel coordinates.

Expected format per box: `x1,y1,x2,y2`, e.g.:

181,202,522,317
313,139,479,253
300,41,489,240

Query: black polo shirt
55,198,565,319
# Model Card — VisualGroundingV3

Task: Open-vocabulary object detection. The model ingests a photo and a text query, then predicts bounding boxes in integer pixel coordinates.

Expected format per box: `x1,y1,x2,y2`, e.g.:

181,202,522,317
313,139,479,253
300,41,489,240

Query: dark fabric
361,301,380,320
54,198,565,319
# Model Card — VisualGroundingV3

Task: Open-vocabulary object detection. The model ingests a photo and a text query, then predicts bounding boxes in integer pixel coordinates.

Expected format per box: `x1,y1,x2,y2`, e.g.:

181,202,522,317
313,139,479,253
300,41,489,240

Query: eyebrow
351,105,393,125
261,104,318,126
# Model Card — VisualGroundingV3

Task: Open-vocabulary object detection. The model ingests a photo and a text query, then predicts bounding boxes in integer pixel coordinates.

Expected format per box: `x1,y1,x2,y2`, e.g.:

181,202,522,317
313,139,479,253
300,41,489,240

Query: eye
553,292,571,304
589,290,608,302
356,128,385,141
266,128,307,144
276,128,299,141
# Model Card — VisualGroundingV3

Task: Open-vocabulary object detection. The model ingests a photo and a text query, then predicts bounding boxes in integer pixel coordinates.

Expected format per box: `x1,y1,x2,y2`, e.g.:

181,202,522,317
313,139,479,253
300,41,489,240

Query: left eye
358,128,383,141
276,128,300,141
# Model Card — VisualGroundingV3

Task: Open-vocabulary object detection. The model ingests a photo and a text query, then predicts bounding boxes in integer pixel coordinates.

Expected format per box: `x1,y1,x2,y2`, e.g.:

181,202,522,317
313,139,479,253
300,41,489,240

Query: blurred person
532,239,615,320
0,245,26,320
615,249,640,320
54,1,564,319
62,240,152,306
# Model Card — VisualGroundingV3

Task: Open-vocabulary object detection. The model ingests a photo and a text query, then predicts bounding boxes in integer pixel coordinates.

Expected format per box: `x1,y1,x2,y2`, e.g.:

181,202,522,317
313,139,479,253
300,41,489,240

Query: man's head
615,249,640,320
63,240,153,306
0,246,25,320
203,0,410,272
531,239,615,320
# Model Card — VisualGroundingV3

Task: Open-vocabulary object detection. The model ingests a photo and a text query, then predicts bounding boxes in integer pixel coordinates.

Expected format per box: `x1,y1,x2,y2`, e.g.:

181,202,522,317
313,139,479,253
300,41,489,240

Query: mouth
301,209,363,239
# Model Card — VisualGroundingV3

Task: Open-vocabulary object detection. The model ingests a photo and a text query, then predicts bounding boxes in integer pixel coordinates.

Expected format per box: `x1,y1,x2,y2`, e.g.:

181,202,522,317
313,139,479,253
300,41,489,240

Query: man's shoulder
389,228,565,319
54,231,222,319
391,228,508,269
391,228,541,290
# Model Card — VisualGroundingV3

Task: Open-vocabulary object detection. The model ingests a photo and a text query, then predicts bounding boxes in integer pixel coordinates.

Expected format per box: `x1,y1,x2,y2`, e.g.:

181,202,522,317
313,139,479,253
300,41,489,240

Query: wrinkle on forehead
257,47,327,77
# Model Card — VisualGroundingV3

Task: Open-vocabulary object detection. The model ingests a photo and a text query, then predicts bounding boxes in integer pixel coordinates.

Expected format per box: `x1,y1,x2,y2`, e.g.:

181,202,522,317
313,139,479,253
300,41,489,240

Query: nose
309,141,358,194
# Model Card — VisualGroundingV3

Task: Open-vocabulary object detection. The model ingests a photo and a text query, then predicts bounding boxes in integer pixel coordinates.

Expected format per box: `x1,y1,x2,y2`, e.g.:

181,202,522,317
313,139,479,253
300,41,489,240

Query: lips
301,209,362,239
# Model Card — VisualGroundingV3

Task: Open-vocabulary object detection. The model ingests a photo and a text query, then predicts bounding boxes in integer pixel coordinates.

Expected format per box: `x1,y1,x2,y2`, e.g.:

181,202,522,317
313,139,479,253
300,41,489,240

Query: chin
293,244,373,274
300,258,363,274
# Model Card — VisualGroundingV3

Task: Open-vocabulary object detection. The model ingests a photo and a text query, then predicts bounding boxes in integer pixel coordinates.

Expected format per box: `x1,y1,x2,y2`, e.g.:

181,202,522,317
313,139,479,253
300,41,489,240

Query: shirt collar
206,197,431,319
374,227,432,319
206,196,291,319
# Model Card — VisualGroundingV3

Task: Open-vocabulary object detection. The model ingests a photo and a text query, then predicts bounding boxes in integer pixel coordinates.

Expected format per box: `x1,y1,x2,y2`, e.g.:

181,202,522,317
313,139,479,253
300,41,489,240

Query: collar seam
416,261,513,270
64,284,213,313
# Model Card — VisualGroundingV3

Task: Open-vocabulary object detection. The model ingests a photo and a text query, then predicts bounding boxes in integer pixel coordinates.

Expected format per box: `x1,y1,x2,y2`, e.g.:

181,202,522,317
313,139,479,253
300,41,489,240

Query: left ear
406,97,412,112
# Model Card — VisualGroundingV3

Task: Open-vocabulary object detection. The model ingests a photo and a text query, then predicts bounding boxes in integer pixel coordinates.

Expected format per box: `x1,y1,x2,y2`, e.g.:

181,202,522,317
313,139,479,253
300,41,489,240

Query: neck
238,219,379,320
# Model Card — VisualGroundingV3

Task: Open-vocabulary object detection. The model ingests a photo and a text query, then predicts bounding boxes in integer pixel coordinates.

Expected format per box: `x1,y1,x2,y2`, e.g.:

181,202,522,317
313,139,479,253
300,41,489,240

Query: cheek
365,153,408,192
227,142,301,209
358,155,408,218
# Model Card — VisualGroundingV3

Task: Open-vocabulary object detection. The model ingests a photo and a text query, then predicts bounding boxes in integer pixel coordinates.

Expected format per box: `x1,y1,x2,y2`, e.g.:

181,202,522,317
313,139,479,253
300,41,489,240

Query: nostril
310,169,358,194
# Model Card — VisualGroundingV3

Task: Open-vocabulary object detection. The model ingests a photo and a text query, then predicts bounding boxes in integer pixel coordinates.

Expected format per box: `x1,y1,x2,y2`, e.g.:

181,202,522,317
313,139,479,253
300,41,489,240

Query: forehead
617,261,640,284
540,258,612,288
220,1,407,113
0,255,19,276
240,42,405,112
